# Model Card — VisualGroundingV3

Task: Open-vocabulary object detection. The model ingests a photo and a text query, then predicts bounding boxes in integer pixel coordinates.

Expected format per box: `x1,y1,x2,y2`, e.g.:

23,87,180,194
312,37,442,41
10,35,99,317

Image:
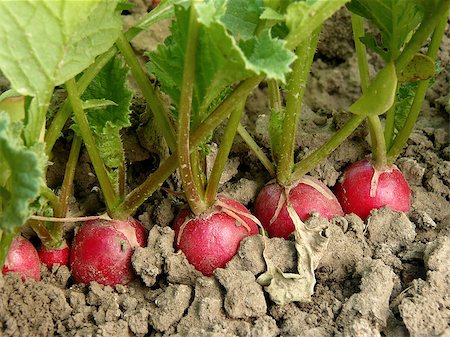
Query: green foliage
148,1,295,126
347,0,424,61
398,54,435,83
0,0,122,98
348,62,398,116
80,56,133,189
0,113,42,234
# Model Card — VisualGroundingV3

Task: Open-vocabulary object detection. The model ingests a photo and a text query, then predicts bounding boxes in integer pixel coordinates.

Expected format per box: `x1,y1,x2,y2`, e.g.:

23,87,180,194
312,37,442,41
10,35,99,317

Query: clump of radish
70,218,147,286
254,176,344,239
2,236,41,281
37,240,70,269
334,159,411,220
173,196,259,276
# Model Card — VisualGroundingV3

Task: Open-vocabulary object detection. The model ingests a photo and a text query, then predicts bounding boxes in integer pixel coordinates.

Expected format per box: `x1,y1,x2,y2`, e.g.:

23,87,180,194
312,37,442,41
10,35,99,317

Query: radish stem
65,78,119,215
277,26,321,186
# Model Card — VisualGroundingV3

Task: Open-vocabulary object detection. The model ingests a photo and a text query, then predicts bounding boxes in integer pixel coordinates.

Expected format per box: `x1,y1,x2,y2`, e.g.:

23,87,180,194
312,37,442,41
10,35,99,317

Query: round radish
37,240,70,269
254,176,344,239
173,196,259,276
2,236,41,281
70,218,147,286
334,159,411,220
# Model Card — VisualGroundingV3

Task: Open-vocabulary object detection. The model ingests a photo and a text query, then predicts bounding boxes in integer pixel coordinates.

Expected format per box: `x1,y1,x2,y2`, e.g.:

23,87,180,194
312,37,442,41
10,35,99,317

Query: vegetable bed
0,1,449,336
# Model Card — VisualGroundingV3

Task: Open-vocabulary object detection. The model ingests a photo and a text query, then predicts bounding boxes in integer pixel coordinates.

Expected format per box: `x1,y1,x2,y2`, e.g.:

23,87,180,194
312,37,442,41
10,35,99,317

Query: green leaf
80,55,132,179
148,1,294,124
347,0,424,61
221,0,264,40
0,95,25,123
285,0,350,50
0,0,122,98
394,82,417,132
348,62,398,116
0,113,42,234
398,53,435,83
81,56,132,133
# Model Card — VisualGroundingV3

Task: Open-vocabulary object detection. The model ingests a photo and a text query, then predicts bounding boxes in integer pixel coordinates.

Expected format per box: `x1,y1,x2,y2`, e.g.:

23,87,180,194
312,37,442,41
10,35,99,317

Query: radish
37,240,70,269
173,196,259,276
70,218,147,286
254,176,344,239
334,159,411,220
2,236,41,281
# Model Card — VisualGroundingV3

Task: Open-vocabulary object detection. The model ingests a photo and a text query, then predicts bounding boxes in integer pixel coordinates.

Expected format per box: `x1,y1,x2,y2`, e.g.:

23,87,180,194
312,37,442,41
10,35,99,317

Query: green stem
384,91,398,150
277,27,321,186
40,186,62,216
205,100,246,206
237,124,276,177
177,4,205,215
115,32,177,152
351,13,387,168
24,92,52,146
56,135,82,218
387,13,448,164
45,46,117,156
291,114,365,182
118,76,263,217
395,0,449,74
0,232,14,270
351,14,370,93
65,78,119,215
367,115,387,169
267,79,283,112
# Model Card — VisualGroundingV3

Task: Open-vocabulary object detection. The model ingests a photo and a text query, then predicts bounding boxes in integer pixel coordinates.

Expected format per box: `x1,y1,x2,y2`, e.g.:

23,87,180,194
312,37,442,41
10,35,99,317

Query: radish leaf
148,1,294,125
347,0,424,61
0,0,122,98
348,62,397,116
0,113,42,234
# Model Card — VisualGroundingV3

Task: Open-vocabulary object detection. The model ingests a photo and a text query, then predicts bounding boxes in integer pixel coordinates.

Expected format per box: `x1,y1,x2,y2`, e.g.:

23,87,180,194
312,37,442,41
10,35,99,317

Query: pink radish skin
37,240,70,269
70,218,147,286
254,176,344,239
2,236,41,281
173,196,259,276
334,159,411,220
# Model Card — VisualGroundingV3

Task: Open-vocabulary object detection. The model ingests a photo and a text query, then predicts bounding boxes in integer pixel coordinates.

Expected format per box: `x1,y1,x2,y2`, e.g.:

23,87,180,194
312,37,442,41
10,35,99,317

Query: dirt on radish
1,7,449,337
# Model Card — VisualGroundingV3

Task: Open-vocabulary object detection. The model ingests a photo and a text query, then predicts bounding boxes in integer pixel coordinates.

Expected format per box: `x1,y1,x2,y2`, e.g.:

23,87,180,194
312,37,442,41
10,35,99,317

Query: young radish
174,196,259,276
248,28,347,239
70,218,147,286
334,160,410,220
254,176,343,239
333,10,447,220
2,236,41,281
37,240,70,269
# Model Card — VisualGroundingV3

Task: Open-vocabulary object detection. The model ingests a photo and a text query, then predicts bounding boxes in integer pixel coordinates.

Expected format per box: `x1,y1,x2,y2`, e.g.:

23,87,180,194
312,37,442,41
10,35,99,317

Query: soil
1,6,449,337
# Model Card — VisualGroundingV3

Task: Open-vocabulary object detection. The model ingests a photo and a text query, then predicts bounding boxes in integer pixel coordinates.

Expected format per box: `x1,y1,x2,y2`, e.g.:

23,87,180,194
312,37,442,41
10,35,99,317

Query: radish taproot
254,176,344,239
334,159,411,220
37,240,70,269
70,218,147,286
173,196,259,276
2,236,41,281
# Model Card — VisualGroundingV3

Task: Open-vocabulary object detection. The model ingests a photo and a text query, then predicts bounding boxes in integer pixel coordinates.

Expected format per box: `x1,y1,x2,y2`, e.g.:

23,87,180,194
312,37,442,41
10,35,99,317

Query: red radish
2,236,41,281
334,159,411,220
173,196,259,276
254,176,344,239
70,218,147,286
37,240,70,269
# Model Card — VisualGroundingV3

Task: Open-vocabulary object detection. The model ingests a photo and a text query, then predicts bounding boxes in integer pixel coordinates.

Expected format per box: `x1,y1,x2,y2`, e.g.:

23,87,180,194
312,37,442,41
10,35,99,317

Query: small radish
254,176,344,239
334,159,411,220
173,196,259,276
70,218,147,286
2,236,41,281
37,240,70,269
